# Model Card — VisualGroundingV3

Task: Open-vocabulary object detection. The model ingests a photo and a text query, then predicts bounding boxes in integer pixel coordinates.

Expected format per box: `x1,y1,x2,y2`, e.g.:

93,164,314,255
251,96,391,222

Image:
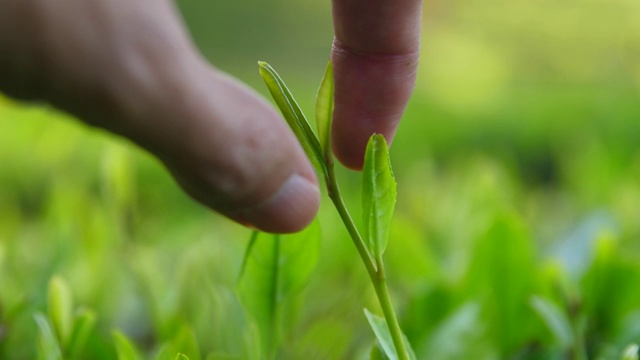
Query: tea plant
243,60,415,359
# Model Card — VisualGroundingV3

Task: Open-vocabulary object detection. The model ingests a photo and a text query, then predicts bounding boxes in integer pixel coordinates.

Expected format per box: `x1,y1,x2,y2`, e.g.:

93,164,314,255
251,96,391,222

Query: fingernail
238,174,320,233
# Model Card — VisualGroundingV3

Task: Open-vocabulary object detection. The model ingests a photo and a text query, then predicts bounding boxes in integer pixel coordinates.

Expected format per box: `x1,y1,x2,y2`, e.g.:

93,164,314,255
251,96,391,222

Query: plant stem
373,257,409,360
324,160,410,360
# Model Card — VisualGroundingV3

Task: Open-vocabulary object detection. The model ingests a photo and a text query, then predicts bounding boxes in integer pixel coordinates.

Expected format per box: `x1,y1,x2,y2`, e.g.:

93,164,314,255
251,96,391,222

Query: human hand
0,0,421,233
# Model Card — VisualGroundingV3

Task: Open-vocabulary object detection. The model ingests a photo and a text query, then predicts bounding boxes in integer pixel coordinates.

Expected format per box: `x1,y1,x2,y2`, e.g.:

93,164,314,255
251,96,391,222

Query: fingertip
330,40,416,172
231,173,321,233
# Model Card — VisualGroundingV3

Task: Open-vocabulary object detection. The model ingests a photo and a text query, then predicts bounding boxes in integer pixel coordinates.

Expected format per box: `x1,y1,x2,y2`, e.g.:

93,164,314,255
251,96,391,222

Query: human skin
0,0,422,233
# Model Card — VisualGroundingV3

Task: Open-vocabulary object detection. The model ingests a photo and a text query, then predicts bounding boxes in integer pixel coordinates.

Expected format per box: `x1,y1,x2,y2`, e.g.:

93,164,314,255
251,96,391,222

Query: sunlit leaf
362,134,397,264
315,61,334,157
258,61,325,174
530,296,573,349
47,276,73,348
34,313,63,360
236,221,321,358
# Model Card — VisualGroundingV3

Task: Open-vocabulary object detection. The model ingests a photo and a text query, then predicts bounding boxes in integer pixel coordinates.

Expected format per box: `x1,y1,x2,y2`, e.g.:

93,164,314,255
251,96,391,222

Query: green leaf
34,313,63,360
315,61,334,157
157,326,201,360
258,61,325,174
205,354,242,360
362,134,397,264
370,342,391,360
464,212,536,352
364,309,417,360
47,276,73,348
175,354,191,360
236,221,321,358
66,308,97,359
622,344,639,360
422,302,487,360
530,296,573,350
112,331,142,360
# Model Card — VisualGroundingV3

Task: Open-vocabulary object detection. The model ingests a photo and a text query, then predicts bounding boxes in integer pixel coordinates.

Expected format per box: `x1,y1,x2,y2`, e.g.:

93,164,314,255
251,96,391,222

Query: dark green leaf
236,221,321,358
315,61,334,157
258,61,325,174
362,134,397,264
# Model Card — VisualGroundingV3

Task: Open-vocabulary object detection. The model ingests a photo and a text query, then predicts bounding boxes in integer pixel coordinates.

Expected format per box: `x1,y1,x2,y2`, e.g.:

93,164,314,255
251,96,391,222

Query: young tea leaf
315,61,334,157
362,134,397,263
236,221,321,358
47,276,73,348
258,61,326,175
364,309,416,360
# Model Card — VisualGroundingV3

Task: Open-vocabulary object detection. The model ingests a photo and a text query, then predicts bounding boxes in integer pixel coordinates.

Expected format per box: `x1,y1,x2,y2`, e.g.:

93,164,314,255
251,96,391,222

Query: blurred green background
2,0,640,358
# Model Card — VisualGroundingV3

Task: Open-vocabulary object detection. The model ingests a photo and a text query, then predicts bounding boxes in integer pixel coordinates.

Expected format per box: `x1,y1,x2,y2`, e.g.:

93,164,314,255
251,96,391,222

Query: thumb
154,65,321,233
0,0,320,233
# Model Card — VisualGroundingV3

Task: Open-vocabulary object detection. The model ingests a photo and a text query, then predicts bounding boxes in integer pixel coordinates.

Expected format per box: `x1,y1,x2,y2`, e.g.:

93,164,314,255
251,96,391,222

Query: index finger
331,0,423,169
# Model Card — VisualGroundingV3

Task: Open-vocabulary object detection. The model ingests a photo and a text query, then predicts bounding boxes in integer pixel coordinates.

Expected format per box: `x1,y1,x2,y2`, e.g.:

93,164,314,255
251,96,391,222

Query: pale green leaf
236,221,321,358
530,296,573,350
364,309,397,360
258,61,325,174
622,344,639,360
362,134,397,263
47,276,73,347
112,331,142,360
34,313,63,360
315,61,334,156
364,309,417,360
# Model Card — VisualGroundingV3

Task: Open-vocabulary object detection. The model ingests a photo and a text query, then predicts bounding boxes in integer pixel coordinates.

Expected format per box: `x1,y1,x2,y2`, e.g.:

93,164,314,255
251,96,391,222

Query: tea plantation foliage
2,0,640,358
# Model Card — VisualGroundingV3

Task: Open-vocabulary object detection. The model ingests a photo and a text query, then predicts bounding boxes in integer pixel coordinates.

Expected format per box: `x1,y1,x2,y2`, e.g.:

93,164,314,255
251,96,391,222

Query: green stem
373,257,409,360
324,160,410,360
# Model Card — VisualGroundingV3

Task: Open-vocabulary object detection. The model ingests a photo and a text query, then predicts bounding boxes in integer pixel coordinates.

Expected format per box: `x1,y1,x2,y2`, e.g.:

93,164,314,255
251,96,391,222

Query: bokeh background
2,0,640,358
